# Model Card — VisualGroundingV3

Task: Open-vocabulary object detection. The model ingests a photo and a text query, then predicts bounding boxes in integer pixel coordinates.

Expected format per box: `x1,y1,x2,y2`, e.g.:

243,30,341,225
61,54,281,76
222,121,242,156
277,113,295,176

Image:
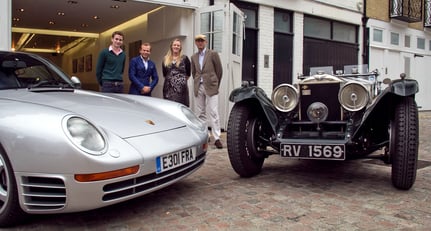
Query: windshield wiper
28,80,72,89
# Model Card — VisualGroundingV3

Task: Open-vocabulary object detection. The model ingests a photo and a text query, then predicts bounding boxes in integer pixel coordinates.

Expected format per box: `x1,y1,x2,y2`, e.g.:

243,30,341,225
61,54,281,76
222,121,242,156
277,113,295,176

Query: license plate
280,143,345,160
156,147,196,173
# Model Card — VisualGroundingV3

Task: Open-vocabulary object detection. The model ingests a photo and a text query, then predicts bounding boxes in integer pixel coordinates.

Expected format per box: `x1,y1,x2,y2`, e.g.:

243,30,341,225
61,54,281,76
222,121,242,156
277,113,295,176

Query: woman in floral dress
161,38,191,106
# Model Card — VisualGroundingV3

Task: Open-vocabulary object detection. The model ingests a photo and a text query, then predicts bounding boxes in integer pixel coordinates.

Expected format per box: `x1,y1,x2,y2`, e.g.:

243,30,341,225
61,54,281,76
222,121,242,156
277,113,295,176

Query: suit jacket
191,48,223,97
128,56,159,96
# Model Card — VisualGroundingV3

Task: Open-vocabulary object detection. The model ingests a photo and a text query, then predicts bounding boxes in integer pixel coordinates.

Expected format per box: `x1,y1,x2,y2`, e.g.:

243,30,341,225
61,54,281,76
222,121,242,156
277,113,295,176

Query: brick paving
3,112,431,231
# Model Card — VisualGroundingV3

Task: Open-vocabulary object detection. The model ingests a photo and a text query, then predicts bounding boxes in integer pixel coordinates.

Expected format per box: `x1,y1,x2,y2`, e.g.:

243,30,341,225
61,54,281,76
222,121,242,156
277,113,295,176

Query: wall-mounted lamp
414,54,424,58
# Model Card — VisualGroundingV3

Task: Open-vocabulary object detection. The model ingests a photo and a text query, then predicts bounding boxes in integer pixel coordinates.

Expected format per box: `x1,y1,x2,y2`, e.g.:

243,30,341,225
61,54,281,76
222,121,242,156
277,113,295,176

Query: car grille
298,82,342,121
102,153,206,201
20,176,66,211
283,82,347,139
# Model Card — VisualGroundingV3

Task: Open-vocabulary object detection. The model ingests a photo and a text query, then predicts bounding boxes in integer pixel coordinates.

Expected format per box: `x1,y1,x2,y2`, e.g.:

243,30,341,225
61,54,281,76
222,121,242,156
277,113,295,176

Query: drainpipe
362,0,369,65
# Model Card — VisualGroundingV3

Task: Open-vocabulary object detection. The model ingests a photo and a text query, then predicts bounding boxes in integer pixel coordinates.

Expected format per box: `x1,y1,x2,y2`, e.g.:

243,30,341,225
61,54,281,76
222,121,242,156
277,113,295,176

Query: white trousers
195,84,221,140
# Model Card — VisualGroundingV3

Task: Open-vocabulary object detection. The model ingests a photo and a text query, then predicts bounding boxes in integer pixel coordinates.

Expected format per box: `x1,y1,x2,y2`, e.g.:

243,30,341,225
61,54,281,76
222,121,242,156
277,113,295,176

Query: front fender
352,79,419,141
229,86,279,133
390,78,419,96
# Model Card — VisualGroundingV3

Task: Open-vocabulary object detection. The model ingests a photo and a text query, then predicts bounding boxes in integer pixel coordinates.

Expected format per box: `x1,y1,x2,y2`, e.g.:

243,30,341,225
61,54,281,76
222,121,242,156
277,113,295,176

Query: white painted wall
368,19,431,110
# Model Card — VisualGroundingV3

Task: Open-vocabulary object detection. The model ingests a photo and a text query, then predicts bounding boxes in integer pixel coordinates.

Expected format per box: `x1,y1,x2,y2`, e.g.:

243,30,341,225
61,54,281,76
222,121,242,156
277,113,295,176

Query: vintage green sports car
227,65,419,190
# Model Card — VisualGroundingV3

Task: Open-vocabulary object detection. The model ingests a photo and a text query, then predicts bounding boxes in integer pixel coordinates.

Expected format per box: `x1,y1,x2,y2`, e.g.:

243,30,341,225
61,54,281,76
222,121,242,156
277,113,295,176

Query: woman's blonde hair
163,38,183,68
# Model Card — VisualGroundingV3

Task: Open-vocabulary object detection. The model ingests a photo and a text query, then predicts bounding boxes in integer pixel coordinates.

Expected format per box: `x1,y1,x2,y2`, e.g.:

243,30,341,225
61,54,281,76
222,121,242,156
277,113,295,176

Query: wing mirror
70,76,82,89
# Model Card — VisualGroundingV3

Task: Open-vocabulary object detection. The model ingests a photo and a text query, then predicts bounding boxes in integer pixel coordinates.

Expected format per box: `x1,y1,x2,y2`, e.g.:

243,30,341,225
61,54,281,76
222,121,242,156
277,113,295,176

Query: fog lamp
307,102,328,123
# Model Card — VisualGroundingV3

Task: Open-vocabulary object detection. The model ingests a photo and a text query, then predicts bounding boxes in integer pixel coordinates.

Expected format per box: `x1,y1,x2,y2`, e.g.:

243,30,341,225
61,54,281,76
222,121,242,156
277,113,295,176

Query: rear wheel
390,97,419,190
0,148,26,227
227,103,265,177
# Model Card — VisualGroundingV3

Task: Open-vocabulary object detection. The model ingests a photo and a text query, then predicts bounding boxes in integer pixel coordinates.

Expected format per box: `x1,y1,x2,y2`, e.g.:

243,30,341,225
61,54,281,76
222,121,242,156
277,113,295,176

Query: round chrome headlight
307,102,329,123
338,82,370,111
271,84,299,112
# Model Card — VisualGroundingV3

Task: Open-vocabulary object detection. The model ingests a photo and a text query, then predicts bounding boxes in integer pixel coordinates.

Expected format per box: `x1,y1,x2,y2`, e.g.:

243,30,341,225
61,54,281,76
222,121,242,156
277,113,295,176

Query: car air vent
20,176,66,211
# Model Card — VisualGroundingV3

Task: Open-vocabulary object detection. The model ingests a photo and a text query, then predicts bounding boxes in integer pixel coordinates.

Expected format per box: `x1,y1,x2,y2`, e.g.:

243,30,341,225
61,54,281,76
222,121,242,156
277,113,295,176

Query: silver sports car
0,51,208,227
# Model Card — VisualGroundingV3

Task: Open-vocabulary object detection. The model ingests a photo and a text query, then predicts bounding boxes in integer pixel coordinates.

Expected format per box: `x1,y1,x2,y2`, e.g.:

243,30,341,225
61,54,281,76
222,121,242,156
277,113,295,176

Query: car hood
1,89,185,138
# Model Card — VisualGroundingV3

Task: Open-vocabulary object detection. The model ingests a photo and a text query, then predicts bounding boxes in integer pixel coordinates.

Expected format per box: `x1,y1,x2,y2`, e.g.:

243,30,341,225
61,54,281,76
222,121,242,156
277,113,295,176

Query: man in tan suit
191,34,223,149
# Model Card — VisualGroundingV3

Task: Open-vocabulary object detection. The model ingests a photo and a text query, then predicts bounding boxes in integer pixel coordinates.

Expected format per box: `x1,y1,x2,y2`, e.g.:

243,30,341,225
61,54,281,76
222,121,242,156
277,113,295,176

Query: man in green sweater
96,31,126,93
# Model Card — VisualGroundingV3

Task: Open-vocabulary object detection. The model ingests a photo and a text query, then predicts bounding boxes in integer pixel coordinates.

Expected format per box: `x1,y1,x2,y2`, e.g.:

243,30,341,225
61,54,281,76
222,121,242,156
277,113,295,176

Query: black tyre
0,148,26,227
227,103,265,177
390,97,419,190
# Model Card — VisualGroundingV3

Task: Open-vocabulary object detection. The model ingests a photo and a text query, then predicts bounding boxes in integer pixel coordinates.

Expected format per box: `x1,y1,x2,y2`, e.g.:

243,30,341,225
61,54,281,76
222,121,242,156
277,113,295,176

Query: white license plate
280,143,345,160
156,147,196,173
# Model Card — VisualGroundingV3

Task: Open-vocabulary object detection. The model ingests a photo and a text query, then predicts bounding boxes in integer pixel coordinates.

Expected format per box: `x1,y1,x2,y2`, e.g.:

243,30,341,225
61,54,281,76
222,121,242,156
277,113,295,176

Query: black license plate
280,143,345,160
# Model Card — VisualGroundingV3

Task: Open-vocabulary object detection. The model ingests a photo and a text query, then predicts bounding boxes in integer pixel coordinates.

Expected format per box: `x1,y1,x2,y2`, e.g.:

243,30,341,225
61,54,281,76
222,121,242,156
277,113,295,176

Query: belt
103,80,123,86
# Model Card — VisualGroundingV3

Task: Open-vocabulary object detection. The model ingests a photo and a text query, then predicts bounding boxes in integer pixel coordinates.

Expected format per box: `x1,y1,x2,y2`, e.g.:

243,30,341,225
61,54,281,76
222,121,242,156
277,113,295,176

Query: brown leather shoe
214,139,223,149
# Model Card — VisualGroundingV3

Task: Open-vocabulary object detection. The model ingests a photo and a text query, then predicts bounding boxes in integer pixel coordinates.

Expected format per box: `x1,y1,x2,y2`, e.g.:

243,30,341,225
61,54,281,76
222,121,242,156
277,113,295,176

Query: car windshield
0,52,73,90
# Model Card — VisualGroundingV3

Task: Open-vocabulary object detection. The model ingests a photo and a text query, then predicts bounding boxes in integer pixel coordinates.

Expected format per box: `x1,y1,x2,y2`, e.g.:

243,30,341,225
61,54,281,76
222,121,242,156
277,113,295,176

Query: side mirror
70,76,81,89
382,78,391,85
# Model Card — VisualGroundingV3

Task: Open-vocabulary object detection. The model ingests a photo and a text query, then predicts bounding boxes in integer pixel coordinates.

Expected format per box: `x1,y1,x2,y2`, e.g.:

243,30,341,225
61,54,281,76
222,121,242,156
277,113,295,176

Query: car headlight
181,106,206,131
271,84,299,112
338,82,370,111
63,116,107,155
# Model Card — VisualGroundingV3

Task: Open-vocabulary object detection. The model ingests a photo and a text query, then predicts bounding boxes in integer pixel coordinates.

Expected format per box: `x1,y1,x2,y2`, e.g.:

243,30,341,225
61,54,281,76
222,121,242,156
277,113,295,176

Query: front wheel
390,97,419,190
227,103,265,177
0,148,26,227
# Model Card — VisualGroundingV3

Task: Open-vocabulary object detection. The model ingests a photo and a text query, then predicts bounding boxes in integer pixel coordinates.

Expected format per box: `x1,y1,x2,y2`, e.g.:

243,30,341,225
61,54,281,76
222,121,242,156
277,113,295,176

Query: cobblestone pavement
3,112,431,231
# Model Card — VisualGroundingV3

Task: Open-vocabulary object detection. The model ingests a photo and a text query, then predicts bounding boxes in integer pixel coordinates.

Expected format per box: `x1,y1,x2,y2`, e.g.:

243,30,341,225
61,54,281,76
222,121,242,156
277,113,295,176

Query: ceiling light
17,8,24,12
110,5,120,9
49,21,55,25
12,27,99,38
57,12,65,16
67,0,78,4
13,17,20,22
93,16,100,19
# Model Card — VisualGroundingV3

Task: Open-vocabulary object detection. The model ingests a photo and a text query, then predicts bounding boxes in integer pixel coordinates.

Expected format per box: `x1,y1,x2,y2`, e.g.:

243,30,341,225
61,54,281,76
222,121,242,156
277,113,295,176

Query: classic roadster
227,65,419,190
0,51,208,227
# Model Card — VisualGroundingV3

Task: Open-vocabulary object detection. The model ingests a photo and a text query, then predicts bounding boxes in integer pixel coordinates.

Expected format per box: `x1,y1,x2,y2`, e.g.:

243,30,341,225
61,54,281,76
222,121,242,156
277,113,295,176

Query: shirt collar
109,45,123,54
199,48,206,56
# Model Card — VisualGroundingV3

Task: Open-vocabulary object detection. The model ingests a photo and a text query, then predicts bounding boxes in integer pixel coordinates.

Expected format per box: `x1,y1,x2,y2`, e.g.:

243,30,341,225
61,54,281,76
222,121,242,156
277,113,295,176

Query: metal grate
20,176,66,211
102,154,206,201
390,0,422,23
425,0,431,27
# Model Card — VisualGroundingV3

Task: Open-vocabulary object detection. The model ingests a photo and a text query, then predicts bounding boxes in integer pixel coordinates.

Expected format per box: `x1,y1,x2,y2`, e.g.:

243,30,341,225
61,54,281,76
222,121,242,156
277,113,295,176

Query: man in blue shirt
128,43,159,96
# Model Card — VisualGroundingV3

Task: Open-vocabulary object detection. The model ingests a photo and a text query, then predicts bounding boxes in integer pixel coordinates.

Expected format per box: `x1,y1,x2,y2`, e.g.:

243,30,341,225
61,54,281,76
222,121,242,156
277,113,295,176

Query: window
232,11,241,55
417,37,425,49
391,32,399,45
200,10,224,52
242,8,257,29
304,17,331,39
405,35,411,47
373,29,383,42
304,16,357,43
274,9,292,33
333,22,356,43
429,40,431,50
